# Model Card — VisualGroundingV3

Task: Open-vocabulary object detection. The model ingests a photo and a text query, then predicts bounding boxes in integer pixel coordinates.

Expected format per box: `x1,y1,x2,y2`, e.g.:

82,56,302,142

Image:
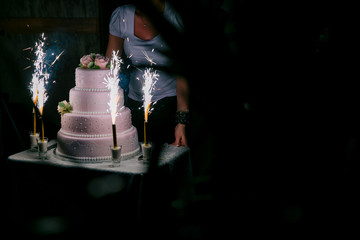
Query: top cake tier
75,67,110,89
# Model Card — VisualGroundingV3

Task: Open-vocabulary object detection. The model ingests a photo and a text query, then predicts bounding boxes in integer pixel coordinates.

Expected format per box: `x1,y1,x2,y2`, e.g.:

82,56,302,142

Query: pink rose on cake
95,54,110,69
79,53,110,69
80,54,94,68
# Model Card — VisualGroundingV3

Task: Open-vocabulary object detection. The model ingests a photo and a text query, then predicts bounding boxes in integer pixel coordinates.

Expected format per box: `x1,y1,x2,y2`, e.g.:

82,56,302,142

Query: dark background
1,0,359,238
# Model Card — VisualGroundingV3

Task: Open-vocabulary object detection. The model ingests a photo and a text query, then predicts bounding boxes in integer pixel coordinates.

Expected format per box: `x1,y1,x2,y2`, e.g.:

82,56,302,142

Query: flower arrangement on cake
79,53,110,69
57,100,72,115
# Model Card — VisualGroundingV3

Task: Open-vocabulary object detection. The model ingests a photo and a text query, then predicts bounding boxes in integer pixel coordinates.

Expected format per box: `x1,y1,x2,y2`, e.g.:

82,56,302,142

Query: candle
143,104,151,146
27,33,63,146
112,124,118,148
41,117,44,142
142,68,159,146
104,50,122,148
40,105,45,142
29,33,49,141
33,107,36,135
144,121,147,146
33,94,38,135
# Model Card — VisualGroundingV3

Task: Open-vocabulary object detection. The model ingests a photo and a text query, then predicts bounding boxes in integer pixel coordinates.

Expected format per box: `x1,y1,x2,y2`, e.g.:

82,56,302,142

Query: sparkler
38,78,48,142
142,68,159,146
29,33,50,141
104,50,123,148
27,33,64,141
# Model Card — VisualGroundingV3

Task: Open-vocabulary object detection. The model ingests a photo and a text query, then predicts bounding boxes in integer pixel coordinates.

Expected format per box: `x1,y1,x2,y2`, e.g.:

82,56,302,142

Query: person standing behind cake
106,0,189,147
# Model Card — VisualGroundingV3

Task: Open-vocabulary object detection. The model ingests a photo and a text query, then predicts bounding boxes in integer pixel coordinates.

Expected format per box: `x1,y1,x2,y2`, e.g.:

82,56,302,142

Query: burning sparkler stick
142,68,159,146
29,33,50,141
104,50,123,148
26,33,63,151
38,83,48,141
29,33,43,137
31,93,39,135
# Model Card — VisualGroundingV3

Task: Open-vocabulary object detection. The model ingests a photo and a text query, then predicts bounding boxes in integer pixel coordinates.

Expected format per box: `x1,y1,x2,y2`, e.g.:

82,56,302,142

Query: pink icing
60,107,132,135
75,67,110,89
69,88,124,113
57,126,139,160
57,66,140,161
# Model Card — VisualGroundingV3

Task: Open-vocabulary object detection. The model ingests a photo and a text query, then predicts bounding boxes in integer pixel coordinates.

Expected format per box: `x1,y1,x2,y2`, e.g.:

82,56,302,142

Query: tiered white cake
56,67,140,162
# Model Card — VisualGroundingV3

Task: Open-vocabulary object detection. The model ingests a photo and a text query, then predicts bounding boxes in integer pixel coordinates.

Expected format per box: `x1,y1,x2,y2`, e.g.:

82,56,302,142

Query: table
7,140,193,238
8,140,191,174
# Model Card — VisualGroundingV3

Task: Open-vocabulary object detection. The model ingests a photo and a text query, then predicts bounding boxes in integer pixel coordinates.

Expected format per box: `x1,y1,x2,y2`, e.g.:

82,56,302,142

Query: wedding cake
56,53,140,162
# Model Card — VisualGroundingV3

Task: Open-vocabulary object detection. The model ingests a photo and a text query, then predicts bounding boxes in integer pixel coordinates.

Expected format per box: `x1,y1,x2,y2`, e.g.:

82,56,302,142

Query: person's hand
172,123,188,147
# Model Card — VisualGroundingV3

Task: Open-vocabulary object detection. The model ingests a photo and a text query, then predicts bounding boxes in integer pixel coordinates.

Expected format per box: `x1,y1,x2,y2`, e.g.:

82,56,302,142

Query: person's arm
173,75,190,147
106,34,124,58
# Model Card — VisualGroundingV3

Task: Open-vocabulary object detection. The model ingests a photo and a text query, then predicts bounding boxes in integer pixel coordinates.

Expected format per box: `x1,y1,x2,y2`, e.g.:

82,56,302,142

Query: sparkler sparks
30,33,49,110
142,50,156,66
104,50,123,148
27,33,64,104
28,33,50,141
142,68,159,122
22,47,33,51
142,68,159,146
50,50,65,68
104,50,123,124
27,33,63,139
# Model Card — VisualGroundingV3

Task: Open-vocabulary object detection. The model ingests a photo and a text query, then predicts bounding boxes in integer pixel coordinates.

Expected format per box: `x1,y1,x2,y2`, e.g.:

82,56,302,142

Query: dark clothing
127,96,177,144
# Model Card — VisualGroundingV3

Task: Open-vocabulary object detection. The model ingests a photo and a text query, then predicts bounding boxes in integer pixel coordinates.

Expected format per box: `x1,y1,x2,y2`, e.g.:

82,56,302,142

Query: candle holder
141,142,153,163
36,137,48,160
29,132,40,152
110,145,122,167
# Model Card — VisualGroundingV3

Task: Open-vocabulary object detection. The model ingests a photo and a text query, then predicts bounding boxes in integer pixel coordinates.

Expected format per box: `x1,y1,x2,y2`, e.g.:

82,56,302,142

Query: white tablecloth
8,140,191,174
7,139,194,239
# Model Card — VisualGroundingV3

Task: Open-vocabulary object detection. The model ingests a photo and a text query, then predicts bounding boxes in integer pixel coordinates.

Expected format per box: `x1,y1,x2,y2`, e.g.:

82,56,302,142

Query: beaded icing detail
60,126,134,138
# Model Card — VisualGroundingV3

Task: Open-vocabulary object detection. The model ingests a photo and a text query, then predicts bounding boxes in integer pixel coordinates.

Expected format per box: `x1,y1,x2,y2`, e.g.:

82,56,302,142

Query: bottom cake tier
56,126,140,162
